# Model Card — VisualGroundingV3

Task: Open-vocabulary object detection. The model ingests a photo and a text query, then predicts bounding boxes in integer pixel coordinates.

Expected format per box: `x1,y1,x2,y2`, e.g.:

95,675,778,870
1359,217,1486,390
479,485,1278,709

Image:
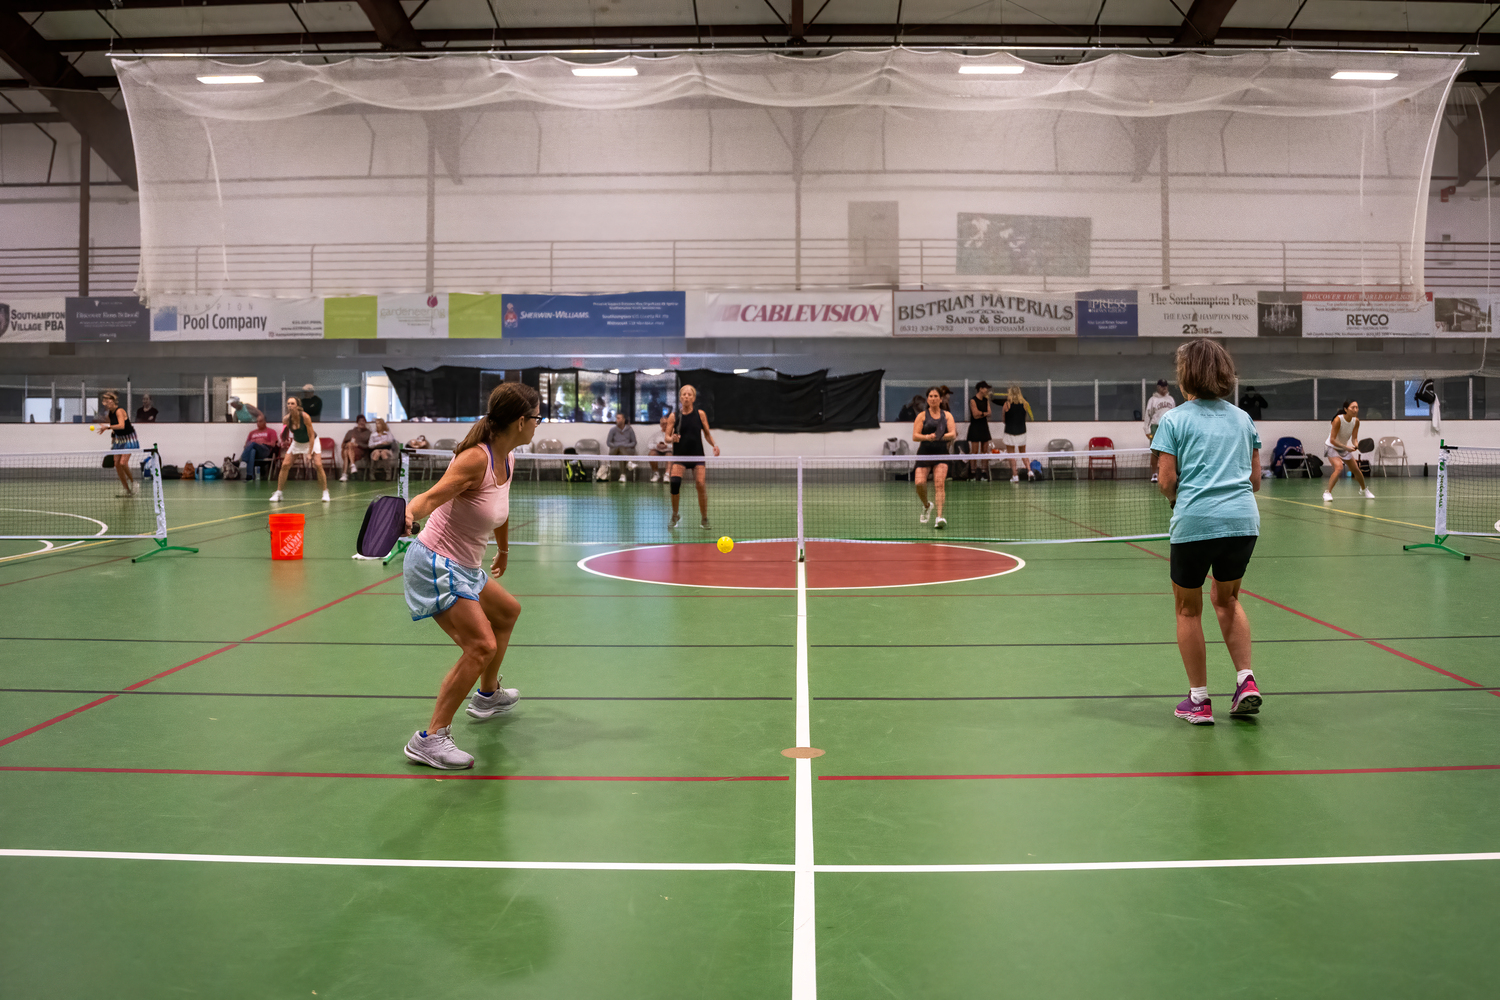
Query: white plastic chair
1375,436,1408,477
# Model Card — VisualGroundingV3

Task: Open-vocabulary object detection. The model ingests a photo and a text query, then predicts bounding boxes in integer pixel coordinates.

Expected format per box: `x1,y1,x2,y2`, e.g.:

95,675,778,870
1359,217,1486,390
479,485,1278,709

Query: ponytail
455,382,541,455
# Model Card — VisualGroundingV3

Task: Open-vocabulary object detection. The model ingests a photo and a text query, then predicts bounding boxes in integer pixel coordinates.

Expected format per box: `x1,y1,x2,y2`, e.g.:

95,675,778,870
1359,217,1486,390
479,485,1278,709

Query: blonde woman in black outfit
913,387,956,529
666,384,720,529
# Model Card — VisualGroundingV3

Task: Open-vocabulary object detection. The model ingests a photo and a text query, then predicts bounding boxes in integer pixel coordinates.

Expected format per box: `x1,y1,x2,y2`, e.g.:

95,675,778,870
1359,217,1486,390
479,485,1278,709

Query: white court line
791,560,816,1000
2,849,1495,873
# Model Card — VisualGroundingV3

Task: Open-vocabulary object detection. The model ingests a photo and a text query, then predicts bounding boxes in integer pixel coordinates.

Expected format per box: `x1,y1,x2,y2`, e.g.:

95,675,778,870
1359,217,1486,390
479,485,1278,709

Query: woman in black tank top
966,380,993,479
912,386,956,529
94,390,139,497
667,384,720,530
1000,384,1035,482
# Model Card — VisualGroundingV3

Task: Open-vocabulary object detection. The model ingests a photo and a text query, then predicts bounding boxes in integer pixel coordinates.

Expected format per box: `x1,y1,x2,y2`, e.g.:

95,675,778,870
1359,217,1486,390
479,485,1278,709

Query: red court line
821,764,1500,781
1124,541,1496,695
0,766,786,783
0,574,401,749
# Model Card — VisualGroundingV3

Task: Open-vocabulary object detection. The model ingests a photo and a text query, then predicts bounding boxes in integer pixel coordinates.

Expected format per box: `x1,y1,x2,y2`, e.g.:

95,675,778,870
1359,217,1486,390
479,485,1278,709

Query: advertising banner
150,296,324,340
66,296,149,342
1076,289,1138,337
703,291,889,337
377,293,449,339
894,290,1074,336
1301,290,1434,338
0,297,67,342
448,294,506,339
503,292,685,338
956,213,1091,276
1139,288,1258,338
1432,291,1494,336
1257,291,1303,337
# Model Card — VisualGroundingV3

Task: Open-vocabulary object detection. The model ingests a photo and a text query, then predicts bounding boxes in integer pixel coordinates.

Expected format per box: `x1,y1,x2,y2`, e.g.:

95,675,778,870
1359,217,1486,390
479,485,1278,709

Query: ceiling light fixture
642,368,665,376
958,65,1025,75
733,368,751,374
197,74,264,85
1331,71,1398,81
571,67,638,77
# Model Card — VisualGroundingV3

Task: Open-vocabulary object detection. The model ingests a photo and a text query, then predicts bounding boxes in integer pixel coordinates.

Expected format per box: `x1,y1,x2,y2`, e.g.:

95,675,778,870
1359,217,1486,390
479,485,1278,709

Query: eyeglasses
522,413,542,423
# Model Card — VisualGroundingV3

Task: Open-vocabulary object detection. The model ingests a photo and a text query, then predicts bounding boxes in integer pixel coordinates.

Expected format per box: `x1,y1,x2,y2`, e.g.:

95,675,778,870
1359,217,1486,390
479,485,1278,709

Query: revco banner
703,291,891,337
1301,290,1434,337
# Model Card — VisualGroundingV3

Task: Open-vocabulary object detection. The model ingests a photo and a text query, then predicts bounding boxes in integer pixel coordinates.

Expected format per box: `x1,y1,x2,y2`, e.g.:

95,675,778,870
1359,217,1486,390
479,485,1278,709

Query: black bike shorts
1169,534,1258,589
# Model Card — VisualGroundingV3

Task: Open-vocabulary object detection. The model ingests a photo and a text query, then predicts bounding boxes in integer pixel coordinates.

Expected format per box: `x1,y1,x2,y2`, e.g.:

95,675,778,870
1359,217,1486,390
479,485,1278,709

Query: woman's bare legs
914,466,930,509
693,464,709,521
428,581,521,731
932,462,948,517
113,453,133,491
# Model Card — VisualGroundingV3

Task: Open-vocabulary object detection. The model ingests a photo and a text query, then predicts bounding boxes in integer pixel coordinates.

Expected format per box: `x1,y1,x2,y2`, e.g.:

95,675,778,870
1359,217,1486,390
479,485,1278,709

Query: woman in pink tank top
399,383,541,770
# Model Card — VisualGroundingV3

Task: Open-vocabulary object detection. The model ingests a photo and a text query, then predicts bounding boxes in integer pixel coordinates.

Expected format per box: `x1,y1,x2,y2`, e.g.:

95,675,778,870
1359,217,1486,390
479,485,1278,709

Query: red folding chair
1087,436,1116,480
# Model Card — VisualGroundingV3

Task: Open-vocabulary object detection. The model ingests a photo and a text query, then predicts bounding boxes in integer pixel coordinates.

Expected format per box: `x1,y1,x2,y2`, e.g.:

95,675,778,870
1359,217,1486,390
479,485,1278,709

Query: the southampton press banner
1138,288,1258,337
704,291,890,337
894,290,1074,336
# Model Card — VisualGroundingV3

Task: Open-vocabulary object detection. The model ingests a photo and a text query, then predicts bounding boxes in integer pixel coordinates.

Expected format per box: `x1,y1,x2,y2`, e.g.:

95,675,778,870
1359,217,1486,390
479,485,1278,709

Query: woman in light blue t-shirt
1150,339,1263,727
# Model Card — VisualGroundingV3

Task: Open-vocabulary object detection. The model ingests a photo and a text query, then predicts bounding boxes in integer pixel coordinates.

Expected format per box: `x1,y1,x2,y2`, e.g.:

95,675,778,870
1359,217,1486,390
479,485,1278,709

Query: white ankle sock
1189,686,1209,705
1236,669,1254,685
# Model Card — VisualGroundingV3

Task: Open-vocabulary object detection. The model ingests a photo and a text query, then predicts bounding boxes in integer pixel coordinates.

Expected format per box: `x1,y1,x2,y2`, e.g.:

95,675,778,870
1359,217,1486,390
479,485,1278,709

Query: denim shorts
402,538,487,621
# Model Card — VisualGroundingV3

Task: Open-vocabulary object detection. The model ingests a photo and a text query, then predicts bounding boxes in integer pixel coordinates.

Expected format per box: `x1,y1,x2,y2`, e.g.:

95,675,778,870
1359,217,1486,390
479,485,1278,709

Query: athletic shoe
1010,474,1019,483
650,472,661,483
339,473,348,482
619,474,627,482
1360,489,1375,499
1027,470,1036,481
1174,697,1213,725
669,514,681,529
115,488,134,498
321,490,331,502
1150,473,1159,483
269,490,284,502
403,726,475,769
1322,491,1333,502
1230,675,1262,716
466,687,520,720
934,516,947,529
701,518,711,529
919,502,932,524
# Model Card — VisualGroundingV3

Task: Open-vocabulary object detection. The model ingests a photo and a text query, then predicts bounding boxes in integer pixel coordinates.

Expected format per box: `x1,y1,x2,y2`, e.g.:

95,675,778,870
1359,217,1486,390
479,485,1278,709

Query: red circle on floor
577,540,1023,590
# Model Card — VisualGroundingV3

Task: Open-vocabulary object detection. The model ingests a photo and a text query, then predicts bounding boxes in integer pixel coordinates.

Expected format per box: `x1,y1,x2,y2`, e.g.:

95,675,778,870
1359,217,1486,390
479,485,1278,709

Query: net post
1404,442,1469,559
132,445,199,562
796,456,805,563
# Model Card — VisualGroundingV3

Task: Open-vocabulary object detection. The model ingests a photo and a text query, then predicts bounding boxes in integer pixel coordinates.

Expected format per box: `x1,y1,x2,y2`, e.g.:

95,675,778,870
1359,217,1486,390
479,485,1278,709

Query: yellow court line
1257,494,1434,532
0,488,385,565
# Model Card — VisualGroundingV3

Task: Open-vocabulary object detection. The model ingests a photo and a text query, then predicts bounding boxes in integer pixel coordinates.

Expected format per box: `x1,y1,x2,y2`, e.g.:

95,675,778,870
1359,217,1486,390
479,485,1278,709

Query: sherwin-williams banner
503,292,685,337
894,290,1074,336
1301,290,1434,338
0,297,66,341
704,291,890,337
150,296,323,340
1076,289,1138,337
1139,288,1258,338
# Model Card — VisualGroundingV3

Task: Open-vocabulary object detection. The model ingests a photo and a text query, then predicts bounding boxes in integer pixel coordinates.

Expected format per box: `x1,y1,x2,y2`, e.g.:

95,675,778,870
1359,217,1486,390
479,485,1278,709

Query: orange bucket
268,512,305,560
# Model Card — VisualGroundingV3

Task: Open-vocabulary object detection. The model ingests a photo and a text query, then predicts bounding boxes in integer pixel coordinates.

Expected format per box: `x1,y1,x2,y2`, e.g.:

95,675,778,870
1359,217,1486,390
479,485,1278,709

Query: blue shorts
402,538,487,622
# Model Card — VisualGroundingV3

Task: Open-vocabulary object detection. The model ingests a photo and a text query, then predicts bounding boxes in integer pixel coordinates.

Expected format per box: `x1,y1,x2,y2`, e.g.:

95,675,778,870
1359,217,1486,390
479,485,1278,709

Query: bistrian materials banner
1139,288,1258,338
894,290,1074,336
704,291,891,337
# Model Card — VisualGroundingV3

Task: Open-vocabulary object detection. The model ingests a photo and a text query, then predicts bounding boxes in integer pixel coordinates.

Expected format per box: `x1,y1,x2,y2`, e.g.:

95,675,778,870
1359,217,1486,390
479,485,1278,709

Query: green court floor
0,474,1496,999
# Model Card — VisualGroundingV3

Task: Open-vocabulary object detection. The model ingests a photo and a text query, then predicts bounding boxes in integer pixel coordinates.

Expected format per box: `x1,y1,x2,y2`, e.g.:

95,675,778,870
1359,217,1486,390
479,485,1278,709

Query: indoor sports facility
2,4,1500,999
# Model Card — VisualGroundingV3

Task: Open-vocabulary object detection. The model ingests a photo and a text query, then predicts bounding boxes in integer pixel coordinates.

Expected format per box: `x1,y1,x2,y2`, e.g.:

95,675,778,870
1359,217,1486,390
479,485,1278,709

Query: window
577,370,621,422
1439,378,1471,420
1402,380,1431,419
634,372,677,423
363,371,407,422
1049,383,1095,421
1097,382,1140,420
1318,379,1392,421
1255,381,1314,420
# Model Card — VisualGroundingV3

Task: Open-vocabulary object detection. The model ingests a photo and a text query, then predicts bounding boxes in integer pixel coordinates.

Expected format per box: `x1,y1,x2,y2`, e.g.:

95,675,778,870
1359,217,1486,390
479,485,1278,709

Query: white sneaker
919,502,932,524
1360,489,1375,499
619,474,627,482
339,473,348,482
115,488,133,498
269,490,284,502
1010,474,1020,483
669,514,681,529
651,472,661,483
1322,491,1333,502
321,490,331,502
403,726,475,769
1150,473,1159,483
466,687,520,720
934,516,947,530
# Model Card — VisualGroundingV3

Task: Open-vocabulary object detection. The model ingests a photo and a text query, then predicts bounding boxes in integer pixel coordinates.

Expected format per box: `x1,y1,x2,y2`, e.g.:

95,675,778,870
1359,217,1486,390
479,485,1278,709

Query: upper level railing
2,239,1495,297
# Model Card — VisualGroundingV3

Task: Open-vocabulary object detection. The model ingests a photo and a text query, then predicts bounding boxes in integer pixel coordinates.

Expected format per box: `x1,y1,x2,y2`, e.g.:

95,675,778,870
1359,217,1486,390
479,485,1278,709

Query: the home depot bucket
269,512,305,560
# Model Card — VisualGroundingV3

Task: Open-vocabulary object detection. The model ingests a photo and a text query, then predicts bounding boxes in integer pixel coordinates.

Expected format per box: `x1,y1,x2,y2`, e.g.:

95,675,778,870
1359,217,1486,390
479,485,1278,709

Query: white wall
4,418,1493,470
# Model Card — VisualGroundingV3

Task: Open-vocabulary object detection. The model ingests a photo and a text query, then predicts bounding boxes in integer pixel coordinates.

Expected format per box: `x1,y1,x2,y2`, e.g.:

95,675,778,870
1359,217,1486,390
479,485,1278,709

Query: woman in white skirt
1322,399,1375,502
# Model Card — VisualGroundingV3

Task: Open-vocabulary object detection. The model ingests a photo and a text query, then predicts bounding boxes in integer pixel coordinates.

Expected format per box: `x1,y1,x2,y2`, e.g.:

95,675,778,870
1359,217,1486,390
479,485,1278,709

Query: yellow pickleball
717,536,734,554
88,424,96,431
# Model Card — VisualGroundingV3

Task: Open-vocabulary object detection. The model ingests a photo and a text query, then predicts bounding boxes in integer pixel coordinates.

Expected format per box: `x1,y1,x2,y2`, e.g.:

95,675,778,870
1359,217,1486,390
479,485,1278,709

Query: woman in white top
399,382,541,770
1323,399,1374,502
1144,379,1177,483
368,418,396,461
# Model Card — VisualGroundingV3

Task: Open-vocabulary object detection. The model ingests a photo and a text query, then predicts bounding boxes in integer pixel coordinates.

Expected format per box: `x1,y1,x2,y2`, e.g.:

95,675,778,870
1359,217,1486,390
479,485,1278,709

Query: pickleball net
0,448,198,561
402,447,1169,548
1406,443,1500,560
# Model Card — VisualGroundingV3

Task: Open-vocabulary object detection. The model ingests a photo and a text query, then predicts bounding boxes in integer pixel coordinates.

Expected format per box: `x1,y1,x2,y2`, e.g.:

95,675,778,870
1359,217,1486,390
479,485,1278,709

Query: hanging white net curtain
113,48,1461,298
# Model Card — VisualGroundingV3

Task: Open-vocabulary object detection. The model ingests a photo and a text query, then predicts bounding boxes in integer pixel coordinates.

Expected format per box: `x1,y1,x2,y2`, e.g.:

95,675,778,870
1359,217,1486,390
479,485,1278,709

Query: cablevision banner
704,291,891,337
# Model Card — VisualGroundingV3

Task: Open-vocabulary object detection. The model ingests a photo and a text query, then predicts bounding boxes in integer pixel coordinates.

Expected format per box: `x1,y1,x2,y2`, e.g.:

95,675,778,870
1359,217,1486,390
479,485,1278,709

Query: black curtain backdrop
385,365,483,420
676,368,882,433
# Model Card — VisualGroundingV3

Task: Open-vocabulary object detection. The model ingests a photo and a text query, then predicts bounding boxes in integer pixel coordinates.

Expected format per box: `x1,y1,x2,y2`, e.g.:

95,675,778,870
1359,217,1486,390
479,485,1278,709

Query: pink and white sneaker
1174,697,1214,725
1231,675,1263,716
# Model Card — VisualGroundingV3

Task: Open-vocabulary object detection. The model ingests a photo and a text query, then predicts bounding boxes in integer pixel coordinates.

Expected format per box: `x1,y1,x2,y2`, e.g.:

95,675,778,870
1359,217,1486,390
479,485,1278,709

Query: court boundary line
2,848,1495,875
0,766,787,782
791,559,816,1000
577,541,1024,592
0,573,400,749
820,764,1500,781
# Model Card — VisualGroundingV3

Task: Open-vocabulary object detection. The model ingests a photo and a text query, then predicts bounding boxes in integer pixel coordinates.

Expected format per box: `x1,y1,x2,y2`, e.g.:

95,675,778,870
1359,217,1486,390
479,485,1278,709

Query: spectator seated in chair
340,415,372,482
605,412,638,482
367,418,398,480
239,413,280,480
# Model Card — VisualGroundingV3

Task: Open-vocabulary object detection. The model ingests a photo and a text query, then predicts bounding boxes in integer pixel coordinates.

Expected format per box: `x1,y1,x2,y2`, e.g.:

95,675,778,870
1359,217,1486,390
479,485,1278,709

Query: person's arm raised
405,446,486,533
